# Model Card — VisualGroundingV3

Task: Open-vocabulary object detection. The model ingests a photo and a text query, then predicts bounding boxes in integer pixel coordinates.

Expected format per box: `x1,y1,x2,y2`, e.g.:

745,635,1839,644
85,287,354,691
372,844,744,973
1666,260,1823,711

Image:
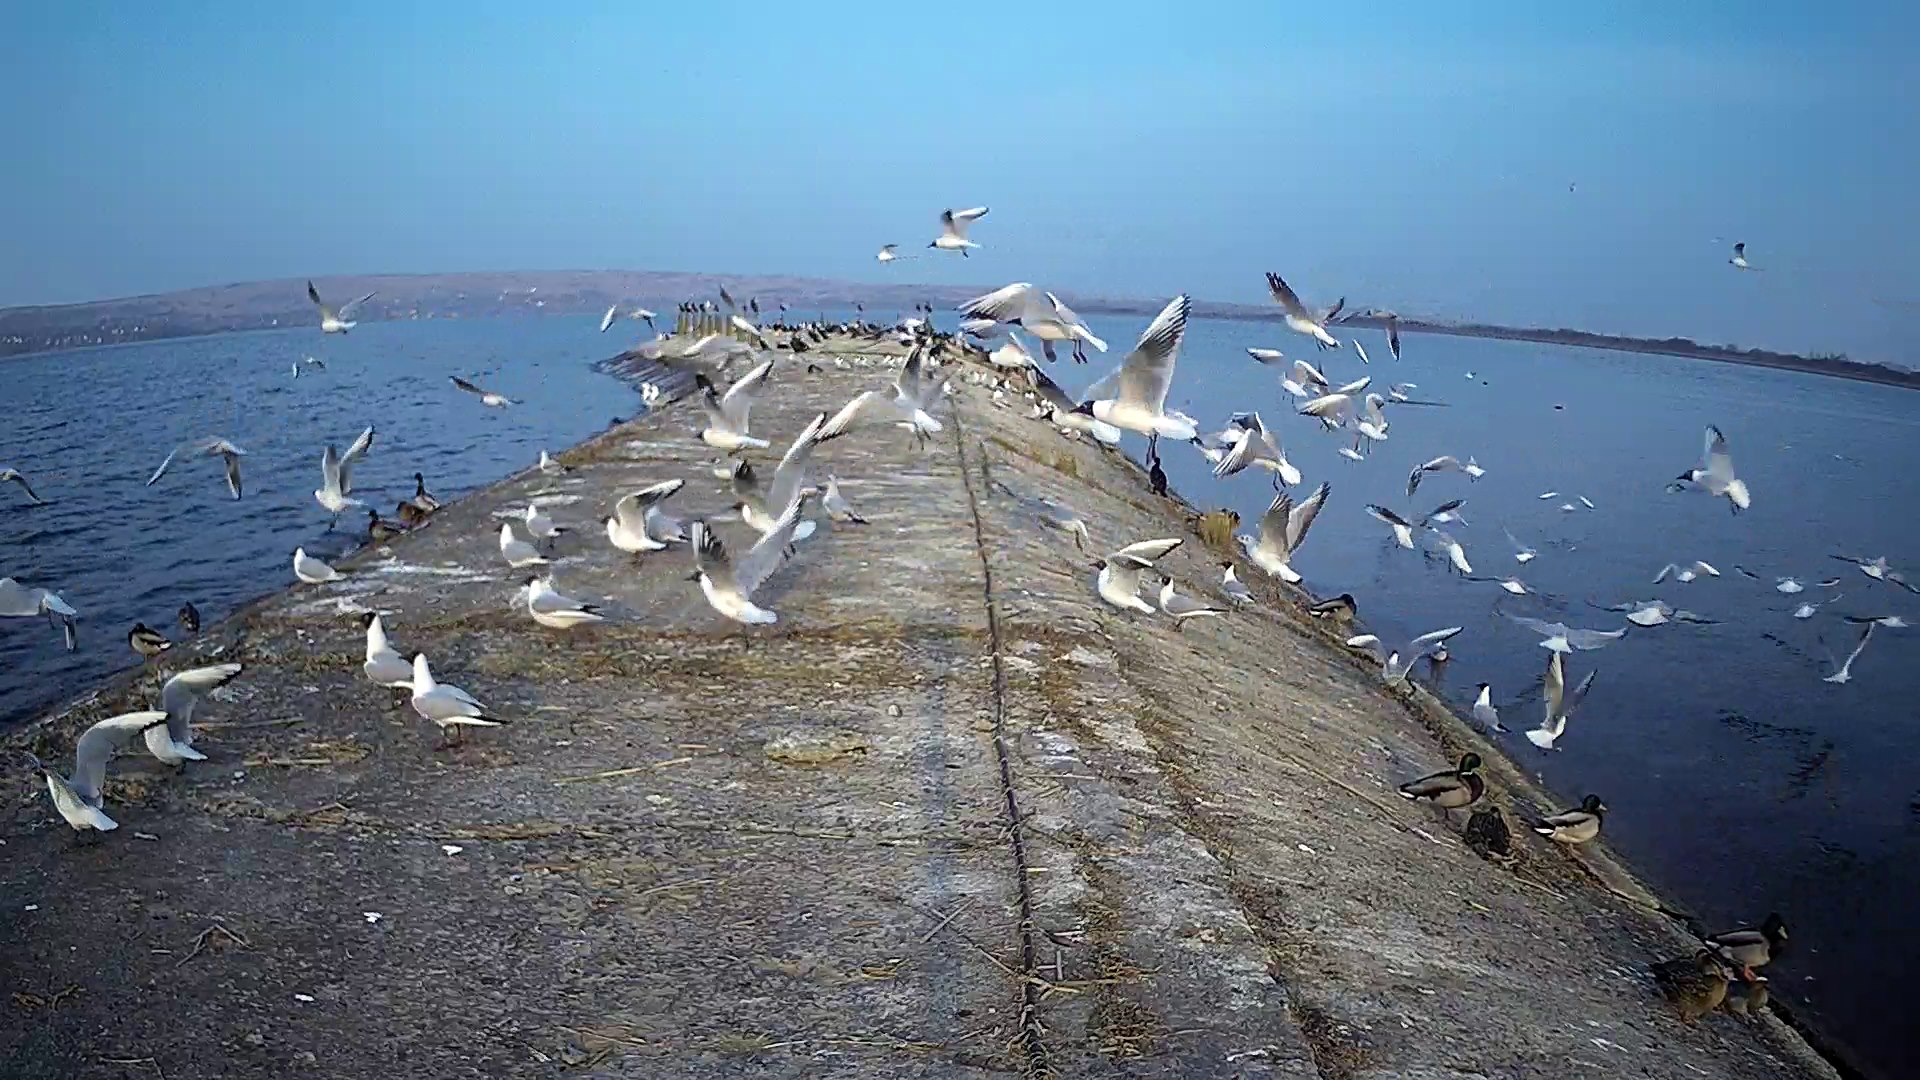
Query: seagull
1278,358,1331,400
630,308,658,331
294,356,326,375
1093,538,1183,614
308,280,375,333
145,663,242,766
524,502,566,543
599,304,619,333
499,523,549,568
24,711,172,834
1533,795,1607,843
1506,614,1628,653
361,613,413,688
993,481,1093,551
1668,426,1750,513
1504,526,1539,564
957,282,1108,364
1,467,48,504
1792,595,1839,619
1265,272,1344,349
1246,347,1286,364
1073,295,1196,445
1027,366,1124,445
410,654,501,741
1425,527,1472,575
1208,412,1302,487
1421,498,1468,528
876,243,904,263
1776,577,1805,595
450,375,517,408
314,425,375,525
524,576,605,629
688,492,816,625
1465,575,1533,596
1221,564,1254,606
737,414,828,541
1830,554,1920,592
821,345,946,447
1843,613,1910,629
1157,577,1228,629
1365,505,1417,549
292,547,341,584
1729,242,1760,271
823,475,867,525
1346,626,1462,685
1376,310,1403,360
538,450,571,476
147,437,246,499
0,577,78,650
1238,482,1330,583
930,206,989,255
1471,684,1505,732
1527,651,1598,750
1605,599,1716,628
1406,455,1486,496
1820,621,1879,684
1654,560,1721,584
695,356,775,451
606,479,686,555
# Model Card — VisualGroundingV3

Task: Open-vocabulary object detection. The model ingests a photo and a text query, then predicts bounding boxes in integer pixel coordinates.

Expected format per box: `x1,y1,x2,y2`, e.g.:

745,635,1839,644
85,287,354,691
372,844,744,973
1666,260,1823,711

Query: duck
1721,975,1770,1017
128,622,172,659
1652,951,1736,1023
406,472,442,513
397,500,432,527
1397,752,1485,811
367,509,410,544
177,602,201,634
1307,593,1357,624
1705,913,1788,976
1532,794,1606,843
1462,806,1512,861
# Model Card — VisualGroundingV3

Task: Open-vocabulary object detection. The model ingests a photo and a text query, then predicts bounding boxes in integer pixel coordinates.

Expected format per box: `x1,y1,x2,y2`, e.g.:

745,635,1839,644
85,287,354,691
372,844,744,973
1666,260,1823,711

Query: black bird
177,602,201,634
1307,593,1357,623
1146,445,1168,497
1462,806,1512,860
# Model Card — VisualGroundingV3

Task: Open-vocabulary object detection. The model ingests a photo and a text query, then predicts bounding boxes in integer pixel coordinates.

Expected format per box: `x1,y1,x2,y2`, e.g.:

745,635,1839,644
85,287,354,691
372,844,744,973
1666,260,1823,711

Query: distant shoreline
3,268,1911,390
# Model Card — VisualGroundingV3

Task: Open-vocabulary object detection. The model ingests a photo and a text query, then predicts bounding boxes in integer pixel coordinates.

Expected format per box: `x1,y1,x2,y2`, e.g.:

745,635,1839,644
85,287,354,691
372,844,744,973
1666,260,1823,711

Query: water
5,312,1917,1075
1,316,637,727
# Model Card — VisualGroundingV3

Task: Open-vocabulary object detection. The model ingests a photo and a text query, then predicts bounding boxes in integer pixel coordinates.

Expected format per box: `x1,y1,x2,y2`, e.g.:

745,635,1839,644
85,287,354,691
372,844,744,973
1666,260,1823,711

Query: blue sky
3,1,1915,362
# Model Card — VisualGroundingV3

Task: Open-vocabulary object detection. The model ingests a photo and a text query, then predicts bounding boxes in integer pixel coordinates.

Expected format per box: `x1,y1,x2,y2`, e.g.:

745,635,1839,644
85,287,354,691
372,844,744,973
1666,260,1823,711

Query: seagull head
359,612,378,629
1070,401,1095,417
684,570,705,583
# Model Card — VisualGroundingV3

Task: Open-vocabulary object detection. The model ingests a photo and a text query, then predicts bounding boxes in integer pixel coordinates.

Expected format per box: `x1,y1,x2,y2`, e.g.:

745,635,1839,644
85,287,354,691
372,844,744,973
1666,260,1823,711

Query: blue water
4,311,1916,1075
0,316,637,725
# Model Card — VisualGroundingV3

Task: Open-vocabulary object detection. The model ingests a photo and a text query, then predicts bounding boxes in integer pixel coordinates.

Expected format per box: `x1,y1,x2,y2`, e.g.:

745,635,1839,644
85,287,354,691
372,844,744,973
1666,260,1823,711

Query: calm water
1,317,637,725
4,312,1916,1075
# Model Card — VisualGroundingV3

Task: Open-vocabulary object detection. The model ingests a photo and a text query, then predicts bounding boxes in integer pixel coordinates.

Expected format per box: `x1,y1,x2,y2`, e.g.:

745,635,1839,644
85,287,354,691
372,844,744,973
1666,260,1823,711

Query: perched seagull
1654,560,1721,584
1668,426,1750,513
1346,626,1463,685
523,502,566,543
292,547,341,584
606,479,687,555
1507,614,1628,653
1527,651,1599,750
1830,554,1920,593
1728,242,1760,271
314,425,375,525
1157,577,1228,629
1278,358,1331,400
957,282,1108,364
1208,412,1302,487
361,613,413,688
876,243,904,263
1265,271,1344,349
695,356,775,451
25,711,172,834
148,437,246,500
1365,504,1418,549
308,280,375,333
1093,538,1183,614
538,450,572,476
0,576,78,650
1406,455,1485,496
930,206,989,256
823,475,867,525
144,663,242,766
1246,347,1286,365
1,467,48,504
1074,294,1198,444
1471,684,1505,732
410,654,501,740
688,493,815,625
1504,527,1539,564
450,375,517,408
821,345,946,447
599,304,619,333
1221,564,1255,606
499,523,549,568
525,576,605,629
1239,482,1330,583
1534,795,1607,843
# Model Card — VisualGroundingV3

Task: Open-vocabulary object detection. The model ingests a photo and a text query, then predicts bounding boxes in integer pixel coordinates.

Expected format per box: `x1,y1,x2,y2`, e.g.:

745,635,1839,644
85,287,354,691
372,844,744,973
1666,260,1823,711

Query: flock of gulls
0,216,1891,1025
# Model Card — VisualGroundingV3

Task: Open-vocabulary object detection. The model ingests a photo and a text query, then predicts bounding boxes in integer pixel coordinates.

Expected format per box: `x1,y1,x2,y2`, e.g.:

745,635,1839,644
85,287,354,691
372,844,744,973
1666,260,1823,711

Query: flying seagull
1093,538,1183,614
688,492,816,625
147,437,246,500
314,425,376,525
308,280,375,333
876,244,907,263
1406,455,1485,497
0,576,78,650
1527,650,1597,750
24,711,172,833
695,356,776,451
1830,554,1920,593
1365,504,1418,549
1265,272,1344,349
1668,425,1750,513
821,344,946,447
1239,482,1330,583
1506,614,1628,653
1346,626,1462,685
958,282,1108,364
450,376,517,408
606,479,687,556
930,206,989,256
1074,294,1198,444
1,467,48,504
1208,412,1302,487
1729,242,1761,271
144,663,243,766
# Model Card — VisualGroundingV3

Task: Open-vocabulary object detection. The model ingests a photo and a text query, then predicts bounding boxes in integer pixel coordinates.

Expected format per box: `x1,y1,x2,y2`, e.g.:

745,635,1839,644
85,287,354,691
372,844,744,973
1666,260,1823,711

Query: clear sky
3,1,1915,363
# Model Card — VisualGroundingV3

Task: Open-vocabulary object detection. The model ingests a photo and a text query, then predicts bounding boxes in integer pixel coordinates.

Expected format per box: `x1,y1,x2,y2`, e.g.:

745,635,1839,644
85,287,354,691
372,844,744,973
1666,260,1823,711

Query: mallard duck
1308,593,1357,623
128,622,172,658
1533,794,1606,844
1397,752,1485,811
1463,806,1512,860
177,602,201,634
408,472,442,513
397,500,431,527
1706,913,1788,975
1652,951,1735,1023
367,509,409,544
1721,975,1770,1017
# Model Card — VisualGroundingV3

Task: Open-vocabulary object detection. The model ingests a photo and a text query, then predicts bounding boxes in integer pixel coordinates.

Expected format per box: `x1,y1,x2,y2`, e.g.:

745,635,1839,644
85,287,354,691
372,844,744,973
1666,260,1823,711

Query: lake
3,310,1915,1077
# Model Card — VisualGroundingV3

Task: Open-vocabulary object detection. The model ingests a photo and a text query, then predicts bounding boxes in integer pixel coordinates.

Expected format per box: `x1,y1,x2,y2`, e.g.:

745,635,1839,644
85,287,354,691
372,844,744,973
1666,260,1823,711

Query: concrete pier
3,336,1839,1078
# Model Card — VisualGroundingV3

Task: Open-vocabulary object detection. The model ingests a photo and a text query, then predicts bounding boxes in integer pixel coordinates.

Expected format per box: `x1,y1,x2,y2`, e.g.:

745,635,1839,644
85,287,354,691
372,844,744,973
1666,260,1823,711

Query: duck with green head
1533,794,1606,844
1397,752,1485,812
1706,912,1788,978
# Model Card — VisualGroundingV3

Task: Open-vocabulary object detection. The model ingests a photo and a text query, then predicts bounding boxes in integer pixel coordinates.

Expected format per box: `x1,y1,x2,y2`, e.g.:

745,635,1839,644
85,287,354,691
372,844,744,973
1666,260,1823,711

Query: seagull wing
338,426,375,490
1564,669,1599,713
1320,296,1346,324
160,663,242,744
1345,634,1388,662
767,413,828,508
1110,537,1182,564
73,710,169,802
1113,295,1191,415
338,292,376,319
306,280,336,320
1366,504,1414,529
320,444,344,493
147,446,183,486
1299,392,1355,423
736,495,809,596
1409,626,1462,657
1543,651,1566,722
451,376,487,396
1028,366,1079,413
958,282,1039,323
720,356,776,428
1265,272,1312,318
1703,426,1737,487
820,390,885,441
1285,481,1330,552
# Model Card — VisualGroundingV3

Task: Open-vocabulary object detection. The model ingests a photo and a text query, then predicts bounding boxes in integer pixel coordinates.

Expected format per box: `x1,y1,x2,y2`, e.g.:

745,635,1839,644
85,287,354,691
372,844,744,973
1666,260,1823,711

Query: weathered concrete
3,337,1840,1078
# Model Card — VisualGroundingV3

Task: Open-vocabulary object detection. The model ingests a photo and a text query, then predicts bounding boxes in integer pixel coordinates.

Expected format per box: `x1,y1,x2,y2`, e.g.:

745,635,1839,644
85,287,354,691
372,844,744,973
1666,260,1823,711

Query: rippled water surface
5,311,1918,1075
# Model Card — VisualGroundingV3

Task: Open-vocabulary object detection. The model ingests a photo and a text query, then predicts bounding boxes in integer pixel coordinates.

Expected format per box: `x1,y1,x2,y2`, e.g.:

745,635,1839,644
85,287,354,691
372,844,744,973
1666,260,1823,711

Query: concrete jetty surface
4,338,1839,1078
